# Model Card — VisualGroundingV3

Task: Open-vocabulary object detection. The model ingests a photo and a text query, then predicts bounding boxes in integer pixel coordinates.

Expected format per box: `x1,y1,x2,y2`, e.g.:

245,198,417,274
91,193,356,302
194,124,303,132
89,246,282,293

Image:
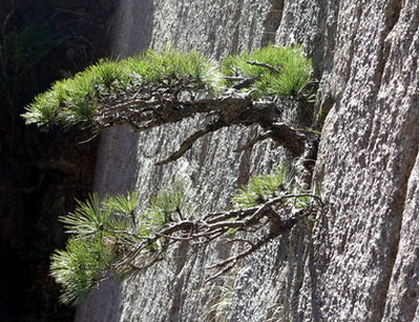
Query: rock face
75,0,418,321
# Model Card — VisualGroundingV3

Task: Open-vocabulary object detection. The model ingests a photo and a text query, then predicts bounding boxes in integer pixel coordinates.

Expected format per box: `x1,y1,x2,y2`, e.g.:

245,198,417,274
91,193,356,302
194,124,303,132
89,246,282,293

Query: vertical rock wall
76,0,418,321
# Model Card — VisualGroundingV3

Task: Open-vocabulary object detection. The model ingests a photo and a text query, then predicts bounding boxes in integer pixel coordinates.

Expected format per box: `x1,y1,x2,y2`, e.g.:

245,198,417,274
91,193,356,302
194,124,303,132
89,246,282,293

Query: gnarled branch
111,193,322,279
155,120,226,165
92,92,307,163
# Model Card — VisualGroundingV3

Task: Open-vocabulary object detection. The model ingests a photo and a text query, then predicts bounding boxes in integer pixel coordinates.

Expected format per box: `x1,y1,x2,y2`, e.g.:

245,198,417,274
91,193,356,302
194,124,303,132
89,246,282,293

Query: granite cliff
76,0,418,321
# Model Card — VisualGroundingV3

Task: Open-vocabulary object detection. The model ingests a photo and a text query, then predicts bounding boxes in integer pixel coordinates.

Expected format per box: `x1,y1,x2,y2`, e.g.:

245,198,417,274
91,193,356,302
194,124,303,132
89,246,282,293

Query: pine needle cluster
222,45,312,97
23,46,224,127
50,183,195,306
50,192,139,305
233,165,291,208
145,180,195,225
232,164,312,209
22,45,313,128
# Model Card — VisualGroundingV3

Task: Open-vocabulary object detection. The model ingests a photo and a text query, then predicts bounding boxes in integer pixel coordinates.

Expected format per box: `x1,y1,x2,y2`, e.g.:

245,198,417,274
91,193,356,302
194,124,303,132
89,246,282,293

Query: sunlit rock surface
76,0,418,321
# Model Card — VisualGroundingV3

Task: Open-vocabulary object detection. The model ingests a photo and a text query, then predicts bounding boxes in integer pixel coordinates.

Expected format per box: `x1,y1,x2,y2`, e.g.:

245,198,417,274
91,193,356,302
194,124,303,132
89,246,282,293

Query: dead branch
231,76,261,90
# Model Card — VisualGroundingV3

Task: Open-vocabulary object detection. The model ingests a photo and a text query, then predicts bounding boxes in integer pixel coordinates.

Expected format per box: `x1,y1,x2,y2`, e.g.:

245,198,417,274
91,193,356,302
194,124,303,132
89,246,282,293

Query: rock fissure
373,0,403,100
376,150,419,321
261,0,285,46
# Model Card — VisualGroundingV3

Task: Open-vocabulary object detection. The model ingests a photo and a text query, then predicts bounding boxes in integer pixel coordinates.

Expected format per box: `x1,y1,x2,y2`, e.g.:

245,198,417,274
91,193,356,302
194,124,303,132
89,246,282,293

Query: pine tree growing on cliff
23,45,323,306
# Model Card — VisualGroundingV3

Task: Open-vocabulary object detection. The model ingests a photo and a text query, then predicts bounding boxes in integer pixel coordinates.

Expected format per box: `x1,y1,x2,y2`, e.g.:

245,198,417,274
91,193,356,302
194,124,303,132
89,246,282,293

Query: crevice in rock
338,3,363,101
373,0,402,99
376,151,418,321
261,0,284,46
169,241,192,322
227,2,244,55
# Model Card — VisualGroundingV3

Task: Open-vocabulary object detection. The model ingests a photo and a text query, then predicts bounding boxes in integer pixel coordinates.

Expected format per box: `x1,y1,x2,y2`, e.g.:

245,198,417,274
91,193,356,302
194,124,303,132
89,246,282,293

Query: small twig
234,130,274,152
224,76,245,82
192,228,227,245
155,233,193,241
203,206,259,222
207,232,275,270
245,60,281,74
155,120,225,166
104,229,148,240
111,193,322,278
128,248,167,270
205,262,236,283
192,228,226,238
225,238,255,247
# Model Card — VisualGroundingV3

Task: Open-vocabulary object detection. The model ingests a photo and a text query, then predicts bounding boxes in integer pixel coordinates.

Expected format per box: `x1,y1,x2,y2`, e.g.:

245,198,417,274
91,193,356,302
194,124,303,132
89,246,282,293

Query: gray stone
75,0,419,321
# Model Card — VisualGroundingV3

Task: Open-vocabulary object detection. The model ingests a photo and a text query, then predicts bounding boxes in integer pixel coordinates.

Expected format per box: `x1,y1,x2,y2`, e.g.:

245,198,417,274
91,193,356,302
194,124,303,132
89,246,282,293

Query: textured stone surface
76,0,418,321
382,156,418,322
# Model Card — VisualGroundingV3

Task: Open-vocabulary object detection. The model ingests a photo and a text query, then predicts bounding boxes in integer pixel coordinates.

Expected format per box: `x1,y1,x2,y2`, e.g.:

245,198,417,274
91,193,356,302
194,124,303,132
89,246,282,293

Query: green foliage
144,180,194,225
23,72,100,127
51,192,140,305
123,46,224,92
233,165,291,208
21,91,62,127
22,45,313,128
50,172,321,307
50,183,194,306
104,191,138,215
23,46,224,127
60,194,107,236
88,58,128,89
50,236,113,306
59,192,139,237
222,45,312,97
232,163,320,210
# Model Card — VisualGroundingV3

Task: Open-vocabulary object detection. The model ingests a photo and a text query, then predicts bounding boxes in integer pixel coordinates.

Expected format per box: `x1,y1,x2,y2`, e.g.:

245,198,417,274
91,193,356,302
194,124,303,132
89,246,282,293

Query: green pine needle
144,179,194,226
233,164,292,208
22,45,313,128
103,191,138,215
50,236,113,306
222,45,312,97
50,184,195,306
60,194,108,236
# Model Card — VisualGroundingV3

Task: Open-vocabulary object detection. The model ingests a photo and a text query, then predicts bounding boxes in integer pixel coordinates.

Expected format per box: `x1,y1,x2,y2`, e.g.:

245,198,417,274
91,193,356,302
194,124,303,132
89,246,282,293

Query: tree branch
112,193,321,278
91,91,308,160
234,130,275,152
155,120,226,165
206,232,276,270
246,60,282,74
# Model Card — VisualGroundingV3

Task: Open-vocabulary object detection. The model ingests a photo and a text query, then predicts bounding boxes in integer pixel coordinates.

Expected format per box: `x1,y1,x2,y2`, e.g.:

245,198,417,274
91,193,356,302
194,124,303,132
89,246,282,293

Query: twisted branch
90,90,307,163
111,193,322,279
